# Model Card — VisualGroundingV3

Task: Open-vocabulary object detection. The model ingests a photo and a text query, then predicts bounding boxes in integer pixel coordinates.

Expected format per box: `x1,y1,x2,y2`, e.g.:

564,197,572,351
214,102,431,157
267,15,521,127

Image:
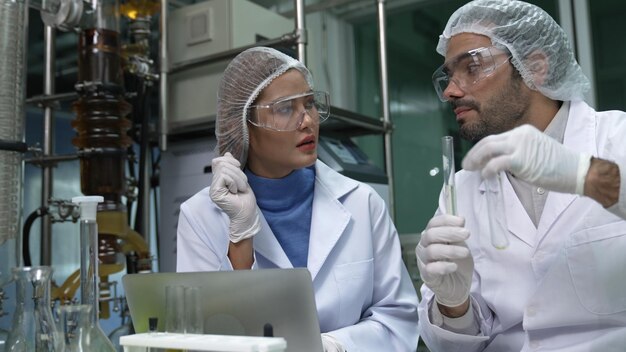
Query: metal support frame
376,0,394,220
41,25,56,265
159,0,169,151
558,0,597,108
295,0,307,65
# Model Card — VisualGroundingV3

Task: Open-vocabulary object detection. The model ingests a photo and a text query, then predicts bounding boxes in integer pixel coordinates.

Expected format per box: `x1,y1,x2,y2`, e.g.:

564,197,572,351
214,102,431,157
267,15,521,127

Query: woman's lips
297,136,316,151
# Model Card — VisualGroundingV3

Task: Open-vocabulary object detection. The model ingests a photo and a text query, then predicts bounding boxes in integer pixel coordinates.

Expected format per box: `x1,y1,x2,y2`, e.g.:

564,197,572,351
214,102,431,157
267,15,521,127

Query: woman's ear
526,51,549,86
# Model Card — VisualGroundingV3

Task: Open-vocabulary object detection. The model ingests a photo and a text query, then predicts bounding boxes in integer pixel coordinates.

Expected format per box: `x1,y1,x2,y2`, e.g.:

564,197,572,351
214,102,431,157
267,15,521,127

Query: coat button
530,340,540,349
537,187,545,195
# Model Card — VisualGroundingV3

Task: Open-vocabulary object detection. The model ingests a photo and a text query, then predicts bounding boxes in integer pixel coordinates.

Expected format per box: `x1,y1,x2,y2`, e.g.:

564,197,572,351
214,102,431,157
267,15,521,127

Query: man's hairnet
437,0,589,101
216,47,313,167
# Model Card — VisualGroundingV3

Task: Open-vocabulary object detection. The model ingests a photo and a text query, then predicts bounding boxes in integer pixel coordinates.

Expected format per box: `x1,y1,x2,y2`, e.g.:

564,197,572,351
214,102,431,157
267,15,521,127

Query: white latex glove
462,124,592,195
209,152,261,243
321,333,345,352
416,214,474,307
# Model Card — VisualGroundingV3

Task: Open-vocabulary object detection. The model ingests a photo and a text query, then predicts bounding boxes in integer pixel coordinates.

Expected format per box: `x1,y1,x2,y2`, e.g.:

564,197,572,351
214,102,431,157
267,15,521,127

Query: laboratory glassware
165,285,185,333
58,304,93,351
72,196,117,351
5,266,65,351
441,136,457,215
0,0,27,330
184,286,203,334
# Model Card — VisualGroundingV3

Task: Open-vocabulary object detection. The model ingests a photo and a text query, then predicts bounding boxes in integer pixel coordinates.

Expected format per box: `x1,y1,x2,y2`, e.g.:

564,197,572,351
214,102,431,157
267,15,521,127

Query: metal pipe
24,154,79,164
159,0,169,151
25,91,78,106
376,0,394,220
41,25,56,265
294,0,306,65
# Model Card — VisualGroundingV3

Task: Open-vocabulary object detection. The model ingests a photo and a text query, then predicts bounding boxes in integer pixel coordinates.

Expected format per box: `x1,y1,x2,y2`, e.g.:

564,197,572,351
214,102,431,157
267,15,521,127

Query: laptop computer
122,268,324,352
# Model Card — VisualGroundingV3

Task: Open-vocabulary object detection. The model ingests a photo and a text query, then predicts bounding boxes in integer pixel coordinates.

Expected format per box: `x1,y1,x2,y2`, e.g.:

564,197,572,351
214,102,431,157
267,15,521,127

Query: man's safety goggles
432,46,512,102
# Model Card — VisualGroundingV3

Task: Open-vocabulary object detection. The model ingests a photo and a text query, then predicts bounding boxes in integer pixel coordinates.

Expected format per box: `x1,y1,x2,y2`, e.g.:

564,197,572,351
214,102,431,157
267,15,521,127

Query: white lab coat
177,160,419,352
418,100,626,352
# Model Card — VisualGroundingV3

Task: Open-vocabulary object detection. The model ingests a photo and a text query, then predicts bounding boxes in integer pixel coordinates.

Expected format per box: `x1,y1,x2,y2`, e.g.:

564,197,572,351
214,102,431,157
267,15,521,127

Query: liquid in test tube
441,136,457,215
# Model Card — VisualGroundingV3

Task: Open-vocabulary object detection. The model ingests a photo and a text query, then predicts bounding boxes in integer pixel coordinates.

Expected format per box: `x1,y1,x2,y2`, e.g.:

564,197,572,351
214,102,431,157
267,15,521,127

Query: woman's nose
297,110,315,130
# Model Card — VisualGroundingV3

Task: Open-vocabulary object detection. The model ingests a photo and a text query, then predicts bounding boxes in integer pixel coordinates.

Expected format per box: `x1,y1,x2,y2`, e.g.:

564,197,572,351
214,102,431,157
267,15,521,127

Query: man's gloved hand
321,333,345,352
416,215,474,307
462,124,592,195
209,152,261,243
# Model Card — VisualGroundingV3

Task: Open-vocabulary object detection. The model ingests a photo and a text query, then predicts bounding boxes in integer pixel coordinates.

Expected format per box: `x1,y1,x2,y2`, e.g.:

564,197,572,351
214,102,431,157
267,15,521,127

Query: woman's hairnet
216,47,313,167
437,0,589,101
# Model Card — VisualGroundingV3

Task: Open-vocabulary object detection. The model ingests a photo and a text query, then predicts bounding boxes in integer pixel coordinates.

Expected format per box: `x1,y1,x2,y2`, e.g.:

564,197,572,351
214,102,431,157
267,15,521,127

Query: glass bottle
5,266,64,351
72,196,116,351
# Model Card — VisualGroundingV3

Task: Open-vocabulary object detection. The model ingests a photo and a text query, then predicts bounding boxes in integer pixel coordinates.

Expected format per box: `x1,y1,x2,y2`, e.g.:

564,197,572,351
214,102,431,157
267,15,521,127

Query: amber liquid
73,28,132,200
119,0,160,20
77,28,124,87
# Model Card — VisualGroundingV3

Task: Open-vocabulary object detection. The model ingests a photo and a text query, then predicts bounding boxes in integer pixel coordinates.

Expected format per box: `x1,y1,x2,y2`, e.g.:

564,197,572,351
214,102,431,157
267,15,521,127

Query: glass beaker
5,266,65,351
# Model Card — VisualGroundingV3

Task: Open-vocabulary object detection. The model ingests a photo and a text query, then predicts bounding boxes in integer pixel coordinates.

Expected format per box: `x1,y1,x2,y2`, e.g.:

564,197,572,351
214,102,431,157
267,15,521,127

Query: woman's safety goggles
432,46,512,102
248,91,330,132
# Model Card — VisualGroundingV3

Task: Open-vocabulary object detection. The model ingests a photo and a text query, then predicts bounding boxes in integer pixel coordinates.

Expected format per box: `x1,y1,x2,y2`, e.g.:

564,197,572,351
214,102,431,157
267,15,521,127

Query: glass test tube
442,136,457,215
485,175,509,249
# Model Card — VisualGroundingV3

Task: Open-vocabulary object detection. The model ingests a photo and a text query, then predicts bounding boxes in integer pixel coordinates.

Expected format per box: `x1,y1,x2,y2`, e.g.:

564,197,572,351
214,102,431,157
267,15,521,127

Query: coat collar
478,172,536,246
476,101,598,248
535,100,597,244
253,161,358,280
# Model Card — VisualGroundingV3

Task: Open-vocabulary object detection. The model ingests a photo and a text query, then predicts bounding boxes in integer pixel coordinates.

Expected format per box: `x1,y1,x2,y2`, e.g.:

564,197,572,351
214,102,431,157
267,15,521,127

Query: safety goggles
432,46,512,102
248,91,330,132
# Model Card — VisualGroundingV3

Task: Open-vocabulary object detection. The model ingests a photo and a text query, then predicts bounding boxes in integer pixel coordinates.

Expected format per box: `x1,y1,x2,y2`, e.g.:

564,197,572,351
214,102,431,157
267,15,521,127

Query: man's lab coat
178,160,419,352
418,100,626,351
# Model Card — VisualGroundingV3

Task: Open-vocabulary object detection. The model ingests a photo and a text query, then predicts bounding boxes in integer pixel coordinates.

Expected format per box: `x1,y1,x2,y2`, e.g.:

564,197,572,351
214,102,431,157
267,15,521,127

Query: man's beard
456,78,529,142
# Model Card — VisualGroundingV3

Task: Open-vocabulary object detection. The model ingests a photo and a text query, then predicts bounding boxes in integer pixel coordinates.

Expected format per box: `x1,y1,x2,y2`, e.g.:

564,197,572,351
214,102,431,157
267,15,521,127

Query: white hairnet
216,47,313,166
437,0,590,101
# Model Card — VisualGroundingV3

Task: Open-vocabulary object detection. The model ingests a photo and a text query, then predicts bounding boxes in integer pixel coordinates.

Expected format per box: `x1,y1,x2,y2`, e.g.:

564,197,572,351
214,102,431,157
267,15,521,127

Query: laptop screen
122,268,323,352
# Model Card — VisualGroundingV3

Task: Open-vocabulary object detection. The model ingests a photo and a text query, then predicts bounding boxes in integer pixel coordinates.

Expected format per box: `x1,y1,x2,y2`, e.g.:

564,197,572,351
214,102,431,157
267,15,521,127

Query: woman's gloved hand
462,124,592,195
321,333,345,352
415,214,474,307
209,152,261,243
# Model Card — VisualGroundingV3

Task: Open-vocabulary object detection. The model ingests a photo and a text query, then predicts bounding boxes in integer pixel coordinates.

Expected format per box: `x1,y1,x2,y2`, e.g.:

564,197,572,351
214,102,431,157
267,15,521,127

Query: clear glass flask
72,196,116,351
5,266,65,351
58,304,92,351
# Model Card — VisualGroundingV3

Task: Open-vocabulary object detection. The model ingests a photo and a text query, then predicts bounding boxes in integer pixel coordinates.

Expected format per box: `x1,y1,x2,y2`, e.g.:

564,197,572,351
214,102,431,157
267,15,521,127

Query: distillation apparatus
0,0,158,346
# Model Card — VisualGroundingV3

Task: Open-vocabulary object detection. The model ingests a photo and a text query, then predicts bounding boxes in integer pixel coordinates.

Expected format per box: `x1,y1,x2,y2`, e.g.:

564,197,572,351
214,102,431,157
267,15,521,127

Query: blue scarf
245,166,315,267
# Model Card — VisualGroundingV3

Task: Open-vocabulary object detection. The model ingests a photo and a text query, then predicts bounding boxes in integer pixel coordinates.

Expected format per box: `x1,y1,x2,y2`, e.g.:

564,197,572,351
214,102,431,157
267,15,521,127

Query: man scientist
415,0,626,351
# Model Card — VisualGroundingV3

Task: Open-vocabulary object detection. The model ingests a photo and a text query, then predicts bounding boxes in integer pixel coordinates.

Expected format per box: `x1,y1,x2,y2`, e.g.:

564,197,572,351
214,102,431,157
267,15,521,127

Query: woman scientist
176,47,419,351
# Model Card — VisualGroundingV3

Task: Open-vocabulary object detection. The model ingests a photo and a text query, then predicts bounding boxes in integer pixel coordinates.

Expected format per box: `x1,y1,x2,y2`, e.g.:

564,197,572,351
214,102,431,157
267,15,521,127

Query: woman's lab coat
177,160,419,352
418,100,626,352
